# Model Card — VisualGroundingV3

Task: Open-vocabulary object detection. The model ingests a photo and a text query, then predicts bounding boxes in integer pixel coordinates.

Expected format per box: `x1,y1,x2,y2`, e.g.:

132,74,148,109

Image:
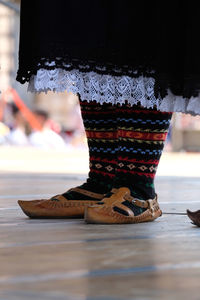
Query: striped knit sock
63,100,117,200
114,103,172,208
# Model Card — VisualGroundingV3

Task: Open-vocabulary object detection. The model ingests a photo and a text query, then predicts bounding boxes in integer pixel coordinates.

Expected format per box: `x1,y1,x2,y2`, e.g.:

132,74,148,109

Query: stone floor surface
0,147,200,300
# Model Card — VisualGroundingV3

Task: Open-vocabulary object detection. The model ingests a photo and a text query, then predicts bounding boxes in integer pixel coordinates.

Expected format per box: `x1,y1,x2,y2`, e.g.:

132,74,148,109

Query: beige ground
0,146,200,300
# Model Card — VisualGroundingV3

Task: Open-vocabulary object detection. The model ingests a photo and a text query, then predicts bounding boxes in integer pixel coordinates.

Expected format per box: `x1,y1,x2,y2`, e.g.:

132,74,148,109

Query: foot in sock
85,187,162,224
18,100,118,218
85,104,172,223
62,100,119,201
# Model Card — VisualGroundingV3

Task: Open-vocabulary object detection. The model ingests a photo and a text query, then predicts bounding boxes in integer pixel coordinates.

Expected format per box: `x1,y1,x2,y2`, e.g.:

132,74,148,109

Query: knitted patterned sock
113,103,172,213
63,100,117,200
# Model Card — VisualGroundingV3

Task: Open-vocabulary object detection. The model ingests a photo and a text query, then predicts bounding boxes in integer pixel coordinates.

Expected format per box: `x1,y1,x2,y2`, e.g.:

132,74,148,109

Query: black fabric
17,0,200,99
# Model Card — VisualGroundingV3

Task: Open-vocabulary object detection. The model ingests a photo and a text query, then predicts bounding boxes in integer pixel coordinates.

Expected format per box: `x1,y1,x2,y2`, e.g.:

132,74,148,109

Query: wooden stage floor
0,148,200,300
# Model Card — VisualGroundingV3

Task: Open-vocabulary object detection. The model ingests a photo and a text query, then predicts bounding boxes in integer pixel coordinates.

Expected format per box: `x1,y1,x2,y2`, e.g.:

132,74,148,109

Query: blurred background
0,0,86,151
1,0,200,175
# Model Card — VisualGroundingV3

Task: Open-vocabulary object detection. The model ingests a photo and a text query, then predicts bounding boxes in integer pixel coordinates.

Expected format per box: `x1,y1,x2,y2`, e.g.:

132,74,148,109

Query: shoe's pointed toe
85,205,106,224
18,199,44,218
17,187,104,219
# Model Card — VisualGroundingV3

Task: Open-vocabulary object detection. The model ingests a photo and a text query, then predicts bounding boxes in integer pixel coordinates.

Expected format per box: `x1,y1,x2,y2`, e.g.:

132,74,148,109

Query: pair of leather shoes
18,187,162,224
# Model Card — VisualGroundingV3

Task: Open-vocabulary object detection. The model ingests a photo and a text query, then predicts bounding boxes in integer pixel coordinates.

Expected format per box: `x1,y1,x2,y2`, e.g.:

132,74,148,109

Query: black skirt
17,0,200,100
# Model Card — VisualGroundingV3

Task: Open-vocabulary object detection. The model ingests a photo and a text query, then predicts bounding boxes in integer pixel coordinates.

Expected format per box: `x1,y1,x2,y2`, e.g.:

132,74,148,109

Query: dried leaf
187,209,200,227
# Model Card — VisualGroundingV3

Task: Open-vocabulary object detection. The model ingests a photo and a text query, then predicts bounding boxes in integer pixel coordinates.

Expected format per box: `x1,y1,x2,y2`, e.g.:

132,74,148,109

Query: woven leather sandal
18,187,105,218
85,187,162,224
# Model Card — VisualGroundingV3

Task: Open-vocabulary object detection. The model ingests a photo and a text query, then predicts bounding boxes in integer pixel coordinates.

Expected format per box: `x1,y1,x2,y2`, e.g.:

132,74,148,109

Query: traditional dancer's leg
115,104,172,200
85,103,172,224
63,100,118,198
18,100,118,218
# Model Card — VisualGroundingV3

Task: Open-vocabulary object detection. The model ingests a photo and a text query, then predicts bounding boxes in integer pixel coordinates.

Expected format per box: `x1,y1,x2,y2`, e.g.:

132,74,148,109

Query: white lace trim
28,67,200,116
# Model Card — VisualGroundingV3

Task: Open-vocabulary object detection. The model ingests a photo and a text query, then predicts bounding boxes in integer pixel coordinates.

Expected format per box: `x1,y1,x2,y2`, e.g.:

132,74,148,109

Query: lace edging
17,54,156,84
28,68,200,116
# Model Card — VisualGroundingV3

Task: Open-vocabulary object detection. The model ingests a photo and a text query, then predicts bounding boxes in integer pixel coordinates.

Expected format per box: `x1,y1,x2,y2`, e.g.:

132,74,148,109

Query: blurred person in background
62,102,87,149
6,103,30,146
28,109,67,150
0,97,10,145
0,121,10,145
17,1,200,225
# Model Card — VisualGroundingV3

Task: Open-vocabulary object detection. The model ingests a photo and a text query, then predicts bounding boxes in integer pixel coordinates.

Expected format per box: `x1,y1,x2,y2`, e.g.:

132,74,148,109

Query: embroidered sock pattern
63,100,118,200
114,103,172,201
